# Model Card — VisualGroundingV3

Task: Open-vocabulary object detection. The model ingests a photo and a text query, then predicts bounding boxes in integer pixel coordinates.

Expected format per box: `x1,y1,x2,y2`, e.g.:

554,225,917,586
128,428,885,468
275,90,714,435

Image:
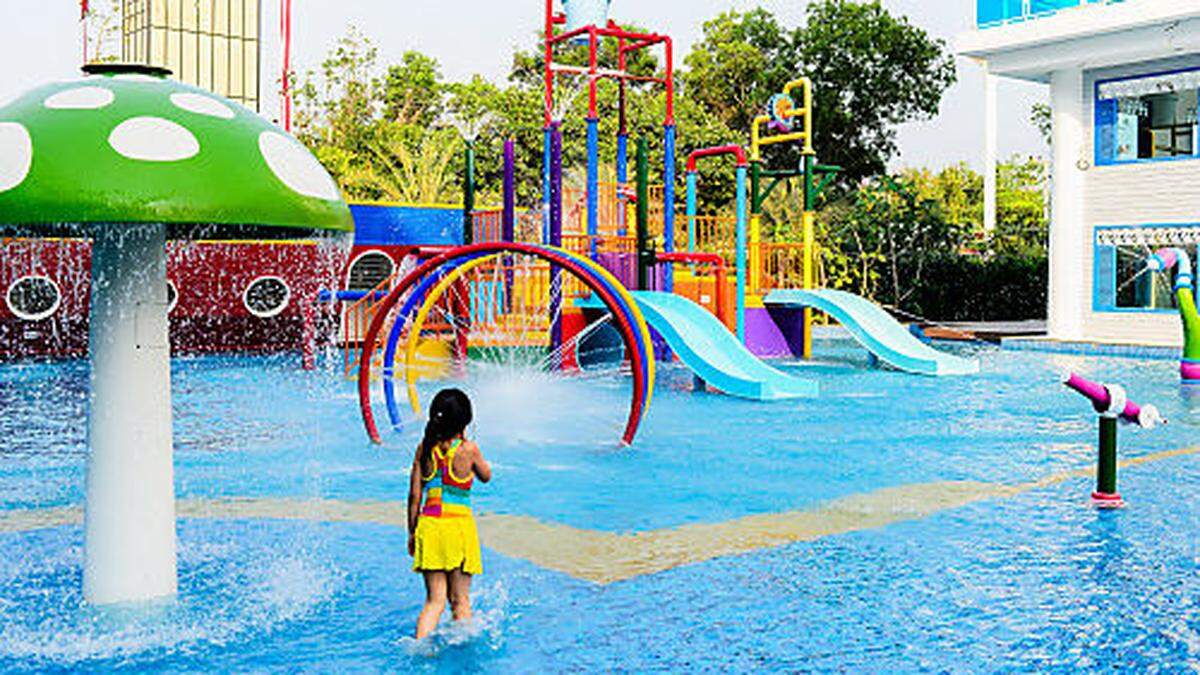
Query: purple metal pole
1062,371,1165,428
503,138,516,243
550,122,564,351
503,138,517,311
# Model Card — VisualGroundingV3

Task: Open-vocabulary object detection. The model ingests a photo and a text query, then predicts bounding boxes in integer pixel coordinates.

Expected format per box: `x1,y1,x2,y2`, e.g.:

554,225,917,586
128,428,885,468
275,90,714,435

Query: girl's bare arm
467,441,492,483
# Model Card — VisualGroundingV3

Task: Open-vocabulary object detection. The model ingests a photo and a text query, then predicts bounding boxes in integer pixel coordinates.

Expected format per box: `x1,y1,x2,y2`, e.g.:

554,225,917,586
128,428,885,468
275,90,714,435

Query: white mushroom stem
84,222,177,605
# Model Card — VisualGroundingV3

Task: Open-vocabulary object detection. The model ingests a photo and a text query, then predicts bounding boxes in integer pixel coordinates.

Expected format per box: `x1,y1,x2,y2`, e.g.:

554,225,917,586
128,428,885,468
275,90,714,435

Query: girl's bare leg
416,571,448,639
447,568,473,623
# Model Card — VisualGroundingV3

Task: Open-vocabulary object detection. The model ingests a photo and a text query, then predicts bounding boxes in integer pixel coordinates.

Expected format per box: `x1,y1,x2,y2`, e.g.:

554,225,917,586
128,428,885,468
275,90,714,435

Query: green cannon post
1096,415,1119,500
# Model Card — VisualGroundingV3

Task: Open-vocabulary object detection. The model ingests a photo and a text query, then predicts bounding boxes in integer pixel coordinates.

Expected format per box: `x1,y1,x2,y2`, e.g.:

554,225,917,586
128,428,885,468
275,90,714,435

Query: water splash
395,580,510,658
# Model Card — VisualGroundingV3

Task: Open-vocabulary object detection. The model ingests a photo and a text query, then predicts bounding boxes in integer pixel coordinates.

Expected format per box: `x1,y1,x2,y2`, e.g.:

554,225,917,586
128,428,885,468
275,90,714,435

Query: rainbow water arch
357,242,656,446
1146,247,1200,383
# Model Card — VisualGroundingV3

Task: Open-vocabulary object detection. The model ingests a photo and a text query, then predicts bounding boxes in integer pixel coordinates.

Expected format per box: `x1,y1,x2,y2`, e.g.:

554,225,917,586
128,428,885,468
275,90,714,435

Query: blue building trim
349,203,465,247
1092,223,1200,314
1093,64,1200,168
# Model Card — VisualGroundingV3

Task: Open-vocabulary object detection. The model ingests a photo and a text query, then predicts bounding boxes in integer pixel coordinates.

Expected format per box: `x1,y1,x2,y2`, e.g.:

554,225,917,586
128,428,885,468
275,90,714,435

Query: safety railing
652,252,733,331
977,0,1125,28
752,242,815,296
472,208,544,244
562,181,665,239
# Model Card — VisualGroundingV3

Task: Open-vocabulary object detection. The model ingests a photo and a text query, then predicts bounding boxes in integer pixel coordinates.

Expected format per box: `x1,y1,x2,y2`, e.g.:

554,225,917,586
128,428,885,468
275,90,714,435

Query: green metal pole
803,154,815,210
636,137,650,291
463,139,476,245
750,161,762,216
1097,416,1118,496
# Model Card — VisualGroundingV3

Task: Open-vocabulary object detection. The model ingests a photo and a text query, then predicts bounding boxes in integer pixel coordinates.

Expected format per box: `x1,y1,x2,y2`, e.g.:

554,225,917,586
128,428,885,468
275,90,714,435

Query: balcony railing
977,0,1125,28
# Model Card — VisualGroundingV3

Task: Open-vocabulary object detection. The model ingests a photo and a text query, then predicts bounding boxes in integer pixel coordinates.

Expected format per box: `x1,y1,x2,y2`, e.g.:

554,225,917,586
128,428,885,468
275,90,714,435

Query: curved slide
581,291,818,400
765,289,979,376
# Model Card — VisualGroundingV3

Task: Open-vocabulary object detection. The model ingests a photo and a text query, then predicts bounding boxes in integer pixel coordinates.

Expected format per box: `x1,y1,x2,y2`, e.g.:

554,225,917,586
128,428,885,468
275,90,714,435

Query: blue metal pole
542,126,552,245
586,117,600,258
686,170,698,252
616,132,628,236
735,164,747,343
663,124,677,292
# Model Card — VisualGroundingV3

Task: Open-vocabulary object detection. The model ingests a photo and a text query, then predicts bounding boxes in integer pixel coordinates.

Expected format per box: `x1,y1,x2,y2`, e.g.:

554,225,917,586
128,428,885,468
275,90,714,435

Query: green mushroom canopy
0,64,351,239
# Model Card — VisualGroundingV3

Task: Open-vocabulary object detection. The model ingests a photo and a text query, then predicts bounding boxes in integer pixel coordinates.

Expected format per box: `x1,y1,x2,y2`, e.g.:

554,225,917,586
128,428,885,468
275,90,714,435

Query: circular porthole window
166,279,178,313
243,276,290,318
346,251,395,291
5,275,61,321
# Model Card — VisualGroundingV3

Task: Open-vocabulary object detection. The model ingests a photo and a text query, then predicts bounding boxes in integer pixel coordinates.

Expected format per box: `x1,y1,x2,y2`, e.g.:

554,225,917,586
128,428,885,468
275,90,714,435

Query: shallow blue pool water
1,339,1198,670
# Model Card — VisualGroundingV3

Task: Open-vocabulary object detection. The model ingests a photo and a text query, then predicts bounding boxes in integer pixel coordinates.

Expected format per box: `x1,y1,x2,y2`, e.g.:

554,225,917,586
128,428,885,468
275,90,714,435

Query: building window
1094,226,1199,312
1096,69,1200,165
243,276,290,318
6,275,62,321
346,251,395,291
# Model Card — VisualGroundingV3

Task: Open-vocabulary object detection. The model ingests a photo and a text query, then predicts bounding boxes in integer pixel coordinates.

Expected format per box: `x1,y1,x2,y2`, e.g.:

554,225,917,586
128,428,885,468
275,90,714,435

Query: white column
1047,67,1087,341
983,69,998,234
84,223,177,605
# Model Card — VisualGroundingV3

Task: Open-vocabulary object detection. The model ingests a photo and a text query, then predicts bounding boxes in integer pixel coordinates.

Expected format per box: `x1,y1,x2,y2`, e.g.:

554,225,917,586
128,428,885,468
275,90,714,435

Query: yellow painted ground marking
2,446,1196,583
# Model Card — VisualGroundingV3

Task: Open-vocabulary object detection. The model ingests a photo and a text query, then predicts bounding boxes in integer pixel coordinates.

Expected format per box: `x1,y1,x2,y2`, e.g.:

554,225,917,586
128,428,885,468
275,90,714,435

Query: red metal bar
544,0,555,126
547,26,592,45
280,0,293,131
664,37,675,125
686,145,748,171
588,27,599,118
620,36,665,54
656,252,727,327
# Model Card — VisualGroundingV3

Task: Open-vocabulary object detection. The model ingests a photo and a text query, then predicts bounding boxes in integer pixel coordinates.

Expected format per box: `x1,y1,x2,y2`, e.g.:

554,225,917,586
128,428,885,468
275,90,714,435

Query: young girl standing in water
407,388,491,639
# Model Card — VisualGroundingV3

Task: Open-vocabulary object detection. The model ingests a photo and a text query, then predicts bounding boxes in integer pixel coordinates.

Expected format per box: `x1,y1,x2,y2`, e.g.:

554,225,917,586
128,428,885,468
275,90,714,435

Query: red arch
357,242,651,445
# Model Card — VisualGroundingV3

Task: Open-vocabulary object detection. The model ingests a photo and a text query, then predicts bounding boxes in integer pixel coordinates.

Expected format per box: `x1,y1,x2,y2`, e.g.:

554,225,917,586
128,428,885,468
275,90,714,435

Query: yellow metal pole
749,213,762,294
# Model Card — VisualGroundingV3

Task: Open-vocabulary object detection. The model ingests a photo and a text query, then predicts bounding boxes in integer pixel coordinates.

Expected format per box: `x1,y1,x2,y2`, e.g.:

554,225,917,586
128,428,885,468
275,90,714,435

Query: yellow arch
548,246,657,410
404,254,502,414
403,247,657,418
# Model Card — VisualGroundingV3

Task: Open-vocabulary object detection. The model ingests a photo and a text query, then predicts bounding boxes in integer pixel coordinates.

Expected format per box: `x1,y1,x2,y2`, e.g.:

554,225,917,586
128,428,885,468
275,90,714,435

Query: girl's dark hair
419,388,473,473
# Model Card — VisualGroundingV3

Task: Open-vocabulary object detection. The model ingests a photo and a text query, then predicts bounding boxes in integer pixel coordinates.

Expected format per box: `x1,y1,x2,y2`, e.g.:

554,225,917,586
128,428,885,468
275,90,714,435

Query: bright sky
0,0,1047,170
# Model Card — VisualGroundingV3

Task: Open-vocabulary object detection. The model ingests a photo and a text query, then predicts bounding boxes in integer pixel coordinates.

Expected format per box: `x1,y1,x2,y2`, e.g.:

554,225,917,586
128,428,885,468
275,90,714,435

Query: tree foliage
289,8,1044,319
683,1,956,185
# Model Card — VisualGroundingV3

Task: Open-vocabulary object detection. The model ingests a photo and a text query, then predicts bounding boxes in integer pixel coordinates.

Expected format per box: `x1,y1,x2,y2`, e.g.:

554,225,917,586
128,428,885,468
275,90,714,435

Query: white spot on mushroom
0,123,32,192
259,131,341,201
44,86,114,110
109,117,199,162
170,92,235,120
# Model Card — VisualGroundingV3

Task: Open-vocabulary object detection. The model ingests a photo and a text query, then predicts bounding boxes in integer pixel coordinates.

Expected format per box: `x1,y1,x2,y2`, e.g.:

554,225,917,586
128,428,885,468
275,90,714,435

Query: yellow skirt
413,516,483,575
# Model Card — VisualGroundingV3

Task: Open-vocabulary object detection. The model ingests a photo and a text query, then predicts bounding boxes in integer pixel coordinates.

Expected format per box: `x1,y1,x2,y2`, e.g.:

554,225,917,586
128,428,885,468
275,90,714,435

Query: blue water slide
764,289,979,376
580,291,817,400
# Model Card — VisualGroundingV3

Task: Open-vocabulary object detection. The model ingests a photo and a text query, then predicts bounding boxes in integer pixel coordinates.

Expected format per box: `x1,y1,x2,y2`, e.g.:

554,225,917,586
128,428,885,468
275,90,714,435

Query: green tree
819,173,968,307
683,9,795,132
795,0,956,183
1031,103,1052,149
383,51,444,126
368,125,462,204
991,156,1048,256
683,2,955,185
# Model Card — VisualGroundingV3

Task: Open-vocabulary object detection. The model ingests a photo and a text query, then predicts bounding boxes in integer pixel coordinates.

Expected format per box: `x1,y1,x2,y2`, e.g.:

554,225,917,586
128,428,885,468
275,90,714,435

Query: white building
119,0,293,127
958,0,1200,347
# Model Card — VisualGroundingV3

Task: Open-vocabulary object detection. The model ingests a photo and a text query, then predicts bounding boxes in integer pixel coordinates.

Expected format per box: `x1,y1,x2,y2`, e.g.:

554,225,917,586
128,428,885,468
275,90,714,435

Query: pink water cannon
1062,371,1166,508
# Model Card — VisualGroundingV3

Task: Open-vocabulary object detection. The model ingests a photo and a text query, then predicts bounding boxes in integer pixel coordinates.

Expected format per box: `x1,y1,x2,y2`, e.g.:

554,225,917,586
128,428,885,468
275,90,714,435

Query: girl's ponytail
418,415,444,473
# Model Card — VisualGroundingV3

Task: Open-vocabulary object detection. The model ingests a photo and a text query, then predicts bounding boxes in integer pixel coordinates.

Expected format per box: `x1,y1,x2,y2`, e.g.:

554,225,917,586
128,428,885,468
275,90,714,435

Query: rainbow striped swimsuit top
420,439,473,519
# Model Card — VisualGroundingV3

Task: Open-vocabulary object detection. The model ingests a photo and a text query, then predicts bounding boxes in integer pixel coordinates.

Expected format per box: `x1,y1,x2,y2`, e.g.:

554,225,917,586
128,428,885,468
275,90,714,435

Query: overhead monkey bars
542,0,677,267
